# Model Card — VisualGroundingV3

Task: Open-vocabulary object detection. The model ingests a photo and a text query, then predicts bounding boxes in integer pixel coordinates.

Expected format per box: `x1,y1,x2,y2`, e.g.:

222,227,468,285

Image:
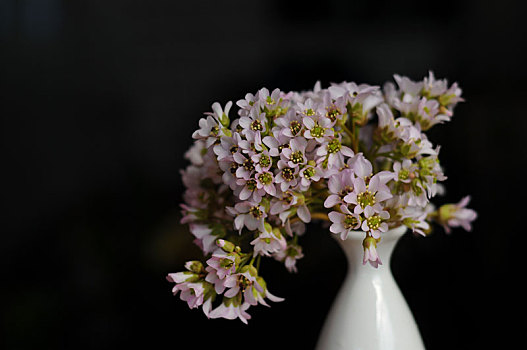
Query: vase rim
339,225,408,242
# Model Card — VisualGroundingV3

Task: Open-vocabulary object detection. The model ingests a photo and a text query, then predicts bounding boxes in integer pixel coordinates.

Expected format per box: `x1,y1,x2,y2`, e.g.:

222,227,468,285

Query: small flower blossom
281,137,309,168
324,170,356,208
328,205,362,240
274,159,300,192
209,297,252,324
316,136,354,169
298,162,322,190
238,108,268,137
263,132,290,157
362,236,382,268
274,243,304,273
251,226,287,257
254,170,276,197
436,196,477,233
303,114,334,142
361,206,390,239
275,109,305,138
344,172,393,215
228,201,267,233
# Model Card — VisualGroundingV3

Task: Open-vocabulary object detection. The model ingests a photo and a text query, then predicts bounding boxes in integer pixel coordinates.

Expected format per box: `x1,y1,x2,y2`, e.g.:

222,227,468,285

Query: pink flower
298,163,322,190
275,109,305,138
437,196,477,233
251,150,272,173
209,298,252,324
274,243,304,273
193,101,232,147
257,87,283,111
270,190,298,216
396,204,433,236
344,172,393,215
213,132,242,161
229,201,267,233
328,205,362,240
348,153,373,178
303,114,334,142
238,108,267,138
324,170,356,208
361,206,390,239
274,160,299,192
263,132,290,157
251,226,287,257
316,136,354,169
254,170,276,197
206,252,236,280
188,223,217,254
362,236,382,268
281,137,309,168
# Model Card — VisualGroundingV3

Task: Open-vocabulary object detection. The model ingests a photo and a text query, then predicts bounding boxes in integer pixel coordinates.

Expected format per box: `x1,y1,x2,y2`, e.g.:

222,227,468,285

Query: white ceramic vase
315,226,426,350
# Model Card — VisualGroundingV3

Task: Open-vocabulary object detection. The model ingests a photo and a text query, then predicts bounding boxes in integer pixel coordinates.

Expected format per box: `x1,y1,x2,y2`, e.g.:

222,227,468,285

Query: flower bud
184,260,204,274
216,239,235,253
240,264,258,277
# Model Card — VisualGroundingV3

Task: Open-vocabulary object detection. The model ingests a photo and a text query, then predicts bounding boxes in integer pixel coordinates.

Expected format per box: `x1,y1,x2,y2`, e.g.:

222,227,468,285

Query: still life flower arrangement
167,72,477,324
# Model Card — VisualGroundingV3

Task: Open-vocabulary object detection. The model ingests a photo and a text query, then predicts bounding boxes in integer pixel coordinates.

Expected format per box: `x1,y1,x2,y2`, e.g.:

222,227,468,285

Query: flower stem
339,121,358,153
310,212,330,221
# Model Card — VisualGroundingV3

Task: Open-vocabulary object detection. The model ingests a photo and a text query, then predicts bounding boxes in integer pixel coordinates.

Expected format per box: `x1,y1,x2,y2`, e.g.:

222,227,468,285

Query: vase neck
336,226,407,273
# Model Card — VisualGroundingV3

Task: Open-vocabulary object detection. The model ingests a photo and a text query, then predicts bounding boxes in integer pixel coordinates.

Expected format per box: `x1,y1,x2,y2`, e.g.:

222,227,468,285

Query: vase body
315,226,425,350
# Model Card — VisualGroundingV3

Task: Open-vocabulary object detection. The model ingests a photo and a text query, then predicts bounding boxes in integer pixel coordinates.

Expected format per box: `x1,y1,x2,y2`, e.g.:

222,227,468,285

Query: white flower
229,201,267,233
361,206,390,239
329,205,362,240
251,226,287,257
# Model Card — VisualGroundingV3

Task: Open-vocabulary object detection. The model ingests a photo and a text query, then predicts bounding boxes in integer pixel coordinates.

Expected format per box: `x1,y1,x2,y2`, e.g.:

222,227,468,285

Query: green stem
339,122,353,138
310,212,330,221
256,255,261,271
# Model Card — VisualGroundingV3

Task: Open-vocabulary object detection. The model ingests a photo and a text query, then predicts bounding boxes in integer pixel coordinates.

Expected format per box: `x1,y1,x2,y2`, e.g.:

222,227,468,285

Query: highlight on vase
167,72,477,323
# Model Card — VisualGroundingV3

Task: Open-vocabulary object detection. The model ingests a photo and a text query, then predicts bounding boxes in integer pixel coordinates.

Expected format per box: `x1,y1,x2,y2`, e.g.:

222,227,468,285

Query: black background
2,1,526,349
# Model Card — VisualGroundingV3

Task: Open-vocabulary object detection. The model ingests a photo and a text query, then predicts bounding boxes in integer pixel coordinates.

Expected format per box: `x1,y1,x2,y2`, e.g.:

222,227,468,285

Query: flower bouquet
167,72,477,323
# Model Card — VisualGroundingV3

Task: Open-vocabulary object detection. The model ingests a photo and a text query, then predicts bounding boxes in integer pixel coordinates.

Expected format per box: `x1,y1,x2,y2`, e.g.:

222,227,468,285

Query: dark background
2,1,526,349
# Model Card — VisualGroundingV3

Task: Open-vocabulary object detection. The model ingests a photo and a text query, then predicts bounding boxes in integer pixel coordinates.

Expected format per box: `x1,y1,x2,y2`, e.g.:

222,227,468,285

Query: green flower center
305,108,315,116
367,215,382,230
357,190,376,208
251,120,263,131
303,167,316,179
290,120,301,135
327,139,342,154
249,206,263,218
398,169,410,181
281,167,295,181
310,122,325,138
246,179,257,191
258,172,273,185
266,96,275,105
291,151,304,164
344,214,359,229
259,154,270,167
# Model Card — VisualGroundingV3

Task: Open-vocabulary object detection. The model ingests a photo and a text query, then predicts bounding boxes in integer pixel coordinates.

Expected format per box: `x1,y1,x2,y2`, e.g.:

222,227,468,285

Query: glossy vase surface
315,226,425,350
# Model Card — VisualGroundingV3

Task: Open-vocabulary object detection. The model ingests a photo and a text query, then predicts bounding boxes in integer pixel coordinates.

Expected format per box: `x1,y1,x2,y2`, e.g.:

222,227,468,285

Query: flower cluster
168,72,477,322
